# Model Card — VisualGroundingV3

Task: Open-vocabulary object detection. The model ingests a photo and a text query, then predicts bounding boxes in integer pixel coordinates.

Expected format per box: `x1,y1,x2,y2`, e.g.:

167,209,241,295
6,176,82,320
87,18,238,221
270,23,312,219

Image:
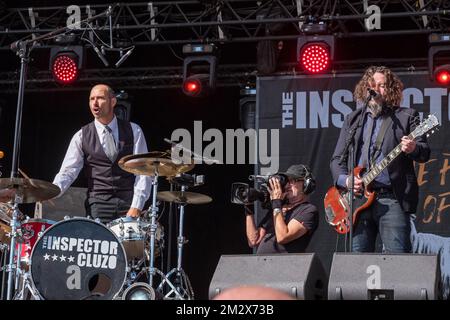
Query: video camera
230,174,288,209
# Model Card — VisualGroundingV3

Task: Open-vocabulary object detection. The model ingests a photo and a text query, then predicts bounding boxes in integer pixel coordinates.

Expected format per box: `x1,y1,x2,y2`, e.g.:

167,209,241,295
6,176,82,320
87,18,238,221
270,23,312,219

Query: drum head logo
31,219,126,300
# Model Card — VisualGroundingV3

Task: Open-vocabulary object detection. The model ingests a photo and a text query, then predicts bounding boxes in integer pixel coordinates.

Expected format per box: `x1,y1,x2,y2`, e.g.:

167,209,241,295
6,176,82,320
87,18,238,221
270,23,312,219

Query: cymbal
0,202,12,224
157,191,212,205
0,221,11,244
0,178,61,203
118,151,194,177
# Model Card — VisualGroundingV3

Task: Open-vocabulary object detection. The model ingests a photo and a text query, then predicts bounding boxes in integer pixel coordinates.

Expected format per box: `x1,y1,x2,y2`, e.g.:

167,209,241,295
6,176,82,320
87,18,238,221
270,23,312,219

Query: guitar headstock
412,114,440,139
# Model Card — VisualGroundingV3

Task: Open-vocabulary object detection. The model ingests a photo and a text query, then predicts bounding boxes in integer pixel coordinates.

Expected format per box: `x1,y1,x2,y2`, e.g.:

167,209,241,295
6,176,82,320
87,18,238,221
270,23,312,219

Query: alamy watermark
169,121,280,175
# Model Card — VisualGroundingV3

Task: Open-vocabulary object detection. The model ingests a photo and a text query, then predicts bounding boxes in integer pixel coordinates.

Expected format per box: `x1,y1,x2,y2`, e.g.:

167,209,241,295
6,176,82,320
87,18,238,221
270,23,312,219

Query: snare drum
18,218,55,266
107,217,163,261
30,218,127,300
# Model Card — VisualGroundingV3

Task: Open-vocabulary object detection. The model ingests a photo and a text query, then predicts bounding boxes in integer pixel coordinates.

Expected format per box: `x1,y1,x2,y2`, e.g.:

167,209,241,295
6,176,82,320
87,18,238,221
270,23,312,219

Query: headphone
300,164,316,195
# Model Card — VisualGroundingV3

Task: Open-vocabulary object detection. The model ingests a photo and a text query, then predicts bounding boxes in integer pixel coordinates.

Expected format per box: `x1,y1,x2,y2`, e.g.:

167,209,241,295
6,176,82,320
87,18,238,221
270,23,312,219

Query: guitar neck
362,132,413,186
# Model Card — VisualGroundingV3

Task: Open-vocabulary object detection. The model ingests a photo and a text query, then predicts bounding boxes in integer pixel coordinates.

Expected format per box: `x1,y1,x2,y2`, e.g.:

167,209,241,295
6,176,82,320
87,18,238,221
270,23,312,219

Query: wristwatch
273,208,282,216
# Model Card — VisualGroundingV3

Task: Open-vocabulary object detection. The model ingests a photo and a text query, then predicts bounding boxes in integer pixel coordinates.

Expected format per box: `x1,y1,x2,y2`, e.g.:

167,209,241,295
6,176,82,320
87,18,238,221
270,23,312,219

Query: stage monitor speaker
328,253,440,300
209,253,327,300
35,186,87,221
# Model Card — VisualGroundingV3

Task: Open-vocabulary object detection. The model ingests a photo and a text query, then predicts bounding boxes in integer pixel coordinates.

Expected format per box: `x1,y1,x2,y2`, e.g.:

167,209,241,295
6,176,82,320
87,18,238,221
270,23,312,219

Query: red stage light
299,43,330,74
51,52,79,84
182,74,211,97
435,68,450,86
184,80,199,93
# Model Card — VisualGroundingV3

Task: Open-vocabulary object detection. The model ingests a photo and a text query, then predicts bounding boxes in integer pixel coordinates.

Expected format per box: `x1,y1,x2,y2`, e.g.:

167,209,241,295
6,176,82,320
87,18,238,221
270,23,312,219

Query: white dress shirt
53,116,152,210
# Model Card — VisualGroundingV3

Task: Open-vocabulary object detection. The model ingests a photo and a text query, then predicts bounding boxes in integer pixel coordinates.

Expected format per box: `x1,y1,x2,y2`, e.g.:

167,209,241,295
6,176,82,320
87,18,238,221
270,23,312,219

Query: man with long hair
330,66,430,253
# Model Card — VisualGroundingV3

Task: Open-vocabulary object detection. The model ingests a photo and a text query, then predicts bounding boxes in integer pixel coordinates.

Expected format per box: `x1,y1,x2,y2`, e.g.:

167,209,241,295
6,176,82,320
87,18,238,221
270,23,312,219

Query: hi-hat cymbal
118,151,194,177
157,191,212,205
0,178,61,203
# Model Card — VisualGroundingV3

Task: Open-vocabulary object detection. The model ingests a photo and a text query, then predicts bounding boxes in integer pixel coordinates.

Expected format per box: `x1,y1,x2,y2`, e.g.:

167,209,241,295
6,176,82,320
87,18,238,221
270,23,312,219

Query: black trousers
85,195,131,224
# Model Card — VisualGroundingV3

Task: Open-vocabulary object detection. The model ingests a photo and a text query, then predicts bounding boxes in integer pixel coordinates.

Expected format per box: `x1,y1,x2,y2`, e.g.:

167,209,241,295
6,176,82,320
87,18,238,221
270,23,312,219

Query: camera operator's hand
268,177,284,200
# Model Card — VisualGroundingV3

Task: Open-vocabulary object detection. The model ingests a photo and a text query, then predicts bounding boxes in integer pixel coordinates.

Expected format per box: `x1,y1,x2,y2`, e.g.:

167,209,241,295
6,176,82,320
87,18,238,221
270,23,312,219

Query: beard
368,99,384,117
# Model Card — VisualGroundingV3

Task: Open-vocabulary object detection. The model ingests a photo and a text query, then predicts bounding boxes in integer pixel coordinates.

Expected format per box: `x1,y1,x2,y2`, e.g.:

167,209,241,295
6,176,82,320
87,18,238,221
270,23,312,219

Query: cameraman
245,164,318,253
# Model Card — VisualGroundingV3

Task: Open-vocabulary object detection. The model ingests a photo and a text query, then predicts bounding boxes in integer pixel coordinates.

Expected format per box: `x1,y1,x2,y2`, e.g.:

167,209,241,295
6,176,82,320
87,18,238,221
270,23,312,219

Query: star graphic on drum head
43,253,50,261
68,256,75,263
60,254,66,262
52,254,58,261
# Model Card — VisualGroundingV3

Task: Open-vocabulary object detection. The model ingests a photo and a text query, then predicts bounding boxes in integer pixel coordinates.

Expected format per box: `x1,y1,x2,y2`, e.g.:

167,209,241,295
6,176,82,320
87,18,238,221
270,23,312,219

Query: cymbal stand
6,195,23,300
0,243,9,299
157,185,194,300
147,170,160,287
13,268,41,300
143,171,182,299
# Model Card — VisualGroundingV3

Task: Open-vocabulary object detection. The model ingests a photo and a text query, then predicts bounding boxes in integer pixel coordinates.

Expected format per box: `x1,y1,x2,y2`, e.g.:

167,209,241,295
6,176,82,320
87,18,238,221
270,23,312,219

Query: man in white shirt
52,84,151,223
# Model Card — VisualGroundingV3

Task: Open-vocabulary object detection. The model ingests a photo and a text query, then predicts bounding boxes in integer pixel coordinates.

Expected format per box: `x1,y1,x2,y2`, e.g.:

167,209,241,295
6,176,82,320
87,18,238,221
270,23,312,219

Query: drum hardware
13,269,41,300
121,282,156,300
118,152,195,297
156,186,212,300
6,196,24,300
156,191,212,205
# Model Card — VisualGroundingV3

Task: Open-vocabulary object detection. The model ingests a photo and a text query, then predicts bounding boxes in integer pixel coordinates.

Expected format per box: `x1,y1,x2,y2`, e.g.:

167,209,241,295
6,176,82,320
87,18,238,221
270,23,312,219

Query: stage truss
0,0,448,91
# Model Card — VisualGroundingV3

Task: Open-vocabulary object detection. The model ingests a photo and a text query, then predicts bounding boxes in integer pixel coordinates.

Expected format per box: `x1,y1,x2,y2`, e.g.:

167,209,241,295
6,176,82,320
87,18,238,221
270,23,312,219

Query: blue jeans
352,196,412,253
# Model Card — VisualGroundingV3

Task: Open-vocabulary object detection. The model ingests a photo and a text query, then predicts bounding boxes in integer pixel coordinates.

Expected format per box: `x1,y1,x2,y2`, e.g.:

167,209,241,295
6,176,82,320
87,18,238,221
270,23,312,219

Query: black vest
81,119,135,201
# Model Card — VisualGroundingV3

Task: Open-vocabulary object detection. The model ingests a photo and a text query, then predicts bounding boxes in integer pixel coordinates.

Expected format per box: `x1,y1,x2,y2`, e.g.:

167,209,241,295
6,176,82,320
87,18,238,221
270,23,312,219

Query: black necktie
361,115,374,168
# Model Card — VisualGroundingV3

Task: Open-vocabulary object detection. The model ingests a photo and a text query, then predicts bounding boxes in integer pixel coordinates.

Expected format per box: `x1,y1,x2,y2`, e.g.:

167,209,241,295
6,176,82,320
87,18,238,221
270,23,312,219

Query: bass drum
30,218,127,300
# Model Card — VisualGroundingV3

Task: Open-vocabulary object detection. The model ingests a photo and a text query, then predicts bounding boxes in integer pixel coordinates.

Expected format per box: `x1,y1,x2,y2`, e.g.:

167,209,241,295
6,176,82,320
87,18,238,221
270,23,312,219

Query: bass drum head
30,218,127,300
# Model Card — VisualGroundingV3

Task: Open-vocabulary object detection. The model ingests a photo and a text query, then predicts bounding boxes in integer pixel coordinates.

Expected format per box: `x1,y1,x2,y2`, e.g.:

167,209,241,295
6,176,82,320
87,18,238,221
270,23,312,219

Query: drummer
52,84,152,224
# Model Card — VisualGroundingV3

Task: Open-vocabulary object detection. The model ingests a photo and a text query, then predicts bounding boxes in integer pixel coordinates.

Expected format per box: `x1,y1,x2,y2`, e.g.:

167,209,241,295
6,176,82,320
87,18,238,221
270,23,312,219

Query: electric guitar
324,114,439,234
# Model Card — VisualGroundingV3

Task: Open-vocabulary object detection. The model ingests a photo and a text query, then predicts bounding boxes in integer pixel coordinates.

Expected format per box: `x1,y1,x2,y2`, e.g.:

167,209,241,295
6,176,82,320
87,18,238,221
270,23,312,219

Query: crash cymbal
118,151,194,177
157,191,212,205
0,178,61,203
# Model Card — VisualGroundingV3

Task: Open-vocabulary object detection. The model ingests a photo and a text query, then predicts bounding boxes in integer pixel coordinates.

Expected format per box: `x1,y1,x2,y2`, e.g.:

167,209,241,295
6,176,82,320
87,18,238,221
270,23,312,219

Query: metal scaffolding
0,0,448,91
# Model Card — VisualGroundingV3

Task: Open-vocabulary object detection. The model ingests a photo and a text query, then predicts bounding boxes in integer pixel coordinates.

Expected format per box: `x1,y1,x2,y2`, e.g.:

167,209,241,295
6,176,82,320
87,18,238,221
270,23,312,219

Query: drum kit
0,151,212,300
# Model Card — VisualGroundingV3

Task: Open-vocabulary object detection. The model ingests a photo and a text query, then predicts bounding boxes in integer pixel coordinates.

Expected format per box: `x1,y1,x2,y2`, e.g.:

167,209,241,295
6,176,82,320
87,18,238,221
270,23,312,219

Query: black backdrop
0,86,254,300
256,71,450,273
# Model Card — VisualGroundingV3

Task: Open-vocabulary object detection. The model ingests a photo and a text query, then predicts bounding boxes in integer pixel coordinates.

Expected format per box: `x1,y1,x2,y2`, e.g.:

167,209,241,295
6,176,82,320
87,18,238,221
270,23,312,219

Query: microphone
367,88,379,98
93,45,109,67
115,48,134,68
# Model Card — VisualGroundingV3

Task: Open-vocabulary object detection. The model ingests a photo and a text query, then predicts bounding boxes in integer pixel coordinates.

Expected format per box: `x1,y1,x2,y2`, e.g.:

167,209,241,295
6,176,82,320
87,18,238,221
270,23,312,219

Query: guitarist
330,66,430,253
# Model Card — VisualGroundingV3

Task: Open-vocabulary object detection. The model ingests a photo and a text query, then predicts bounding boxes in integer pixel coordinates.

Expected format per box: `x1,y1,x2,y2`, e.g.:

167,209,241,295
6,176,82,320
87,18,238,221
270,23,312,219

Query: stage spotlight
182,44,217,97
297,35,334,74
121,283,156,300
49,46,83,85
428,33,450,86
434,65,450,86
182,74,210,97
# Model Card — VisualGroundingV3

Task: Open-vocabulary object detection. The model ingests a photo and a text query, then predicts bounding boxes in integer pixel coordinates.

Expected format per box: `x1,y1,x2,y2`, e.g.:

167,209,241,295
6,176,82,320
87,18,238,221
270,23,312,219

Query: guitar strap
369,115,393,168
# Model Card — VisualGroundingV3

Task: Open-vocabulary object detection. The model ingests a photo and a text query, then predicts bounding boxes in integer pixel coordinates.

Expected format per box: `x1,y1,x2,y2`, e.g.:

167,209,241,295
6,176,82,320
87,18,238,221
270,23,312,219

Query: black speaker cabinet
209,253,327,300
328,253,440,300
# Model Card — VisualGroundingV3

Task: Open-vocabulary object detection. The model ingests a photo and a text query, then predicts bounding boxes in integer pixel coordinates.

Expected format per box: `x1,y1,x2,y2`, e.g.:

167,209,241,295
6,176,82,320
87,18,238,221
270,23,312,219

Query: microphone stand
5,7,115,300
338,95,371,252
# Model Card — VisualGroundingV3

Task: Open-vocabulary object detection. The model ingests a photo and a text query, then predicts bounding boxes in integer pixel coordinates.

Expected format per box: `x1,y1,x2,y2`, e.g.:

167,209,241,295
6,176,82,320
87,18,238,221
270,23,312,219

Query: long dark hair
354,66,404,107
